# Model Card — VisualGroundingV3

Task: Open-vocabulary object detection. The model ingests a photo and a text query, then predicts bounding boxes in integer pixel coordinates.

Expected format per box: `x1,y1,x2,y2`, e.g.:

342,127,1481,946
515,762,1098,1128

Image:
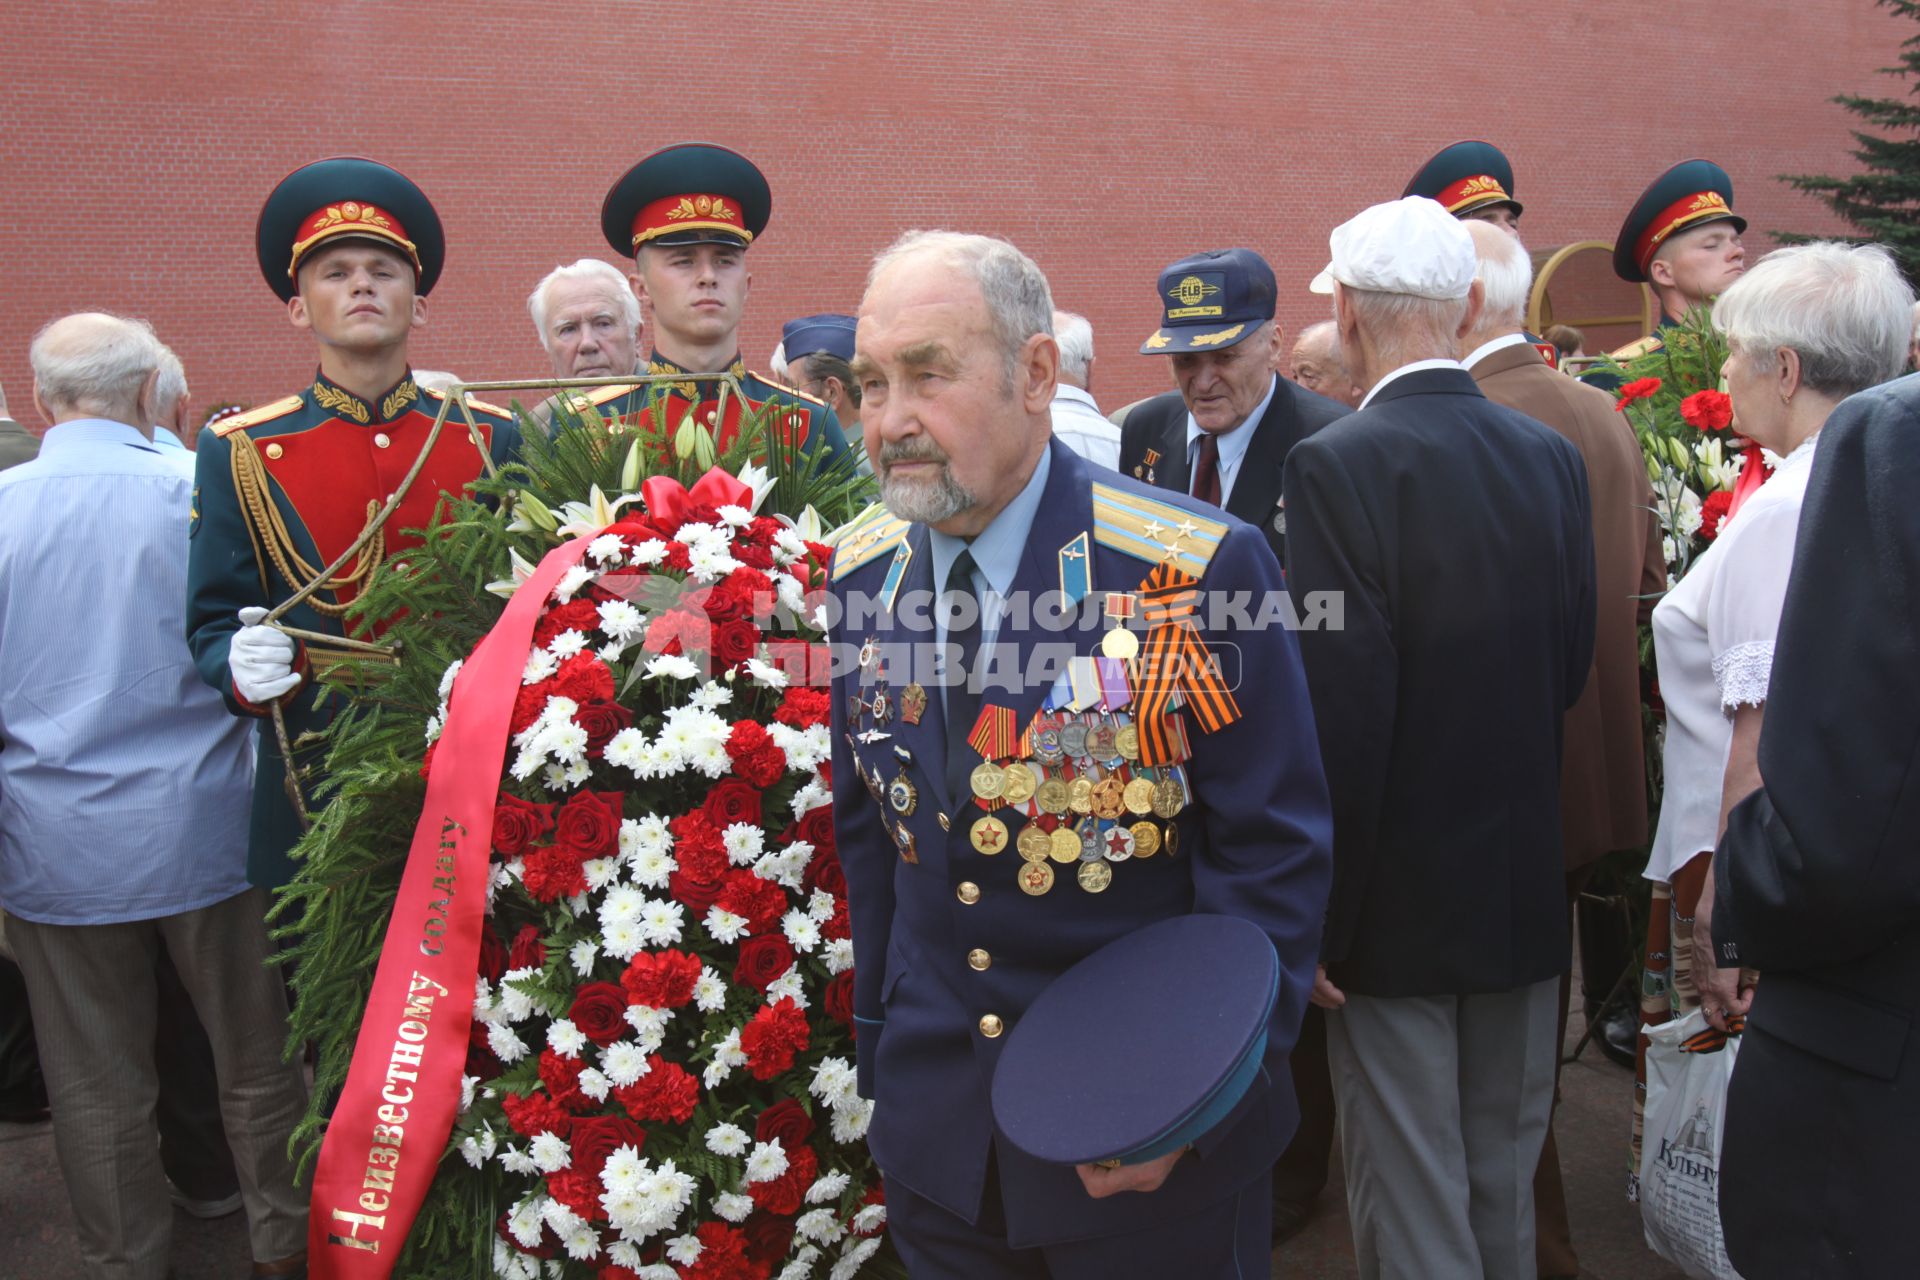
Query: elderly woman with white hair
1632,241,1915,1170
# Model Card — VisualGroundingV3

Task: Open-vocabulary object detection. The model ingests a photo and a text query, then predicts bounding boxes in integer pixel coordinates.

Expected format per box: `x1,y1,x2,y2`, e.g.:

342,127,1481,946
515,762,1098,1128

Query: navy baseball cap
990,914,1279,1166
1139,248,1277,354
781,313,857,363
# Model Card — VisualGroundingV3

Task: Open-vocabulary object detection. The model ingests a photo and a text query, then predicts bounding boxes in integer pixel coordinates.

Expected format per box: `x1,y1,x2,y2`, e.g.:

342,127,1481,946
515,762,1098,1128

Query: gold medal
1101,627,1139,660
899,682,928,726
1151,775,1186,819
970,760,1006,800
1000,761,1037,806
1067,776,1095,814
888,774,918,816
1018,860,1056,896
1077,861,1113,893
1164,823,1180,857
1130,820,1161,858
1035,776,1071,815
970,814,1009,854
1123,777,1155,815
1017,824,1052,862
1091,777,1126,821
1116,724,1140,761
1049,827,1081,864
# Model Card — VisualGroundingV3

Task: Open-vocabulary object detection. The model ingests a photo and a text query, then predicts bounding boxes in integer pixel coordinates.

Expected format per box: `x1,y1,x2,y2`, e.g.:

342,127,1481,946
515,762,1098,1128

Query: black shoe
1271,1197,1316,1247
1585,999,1639,1070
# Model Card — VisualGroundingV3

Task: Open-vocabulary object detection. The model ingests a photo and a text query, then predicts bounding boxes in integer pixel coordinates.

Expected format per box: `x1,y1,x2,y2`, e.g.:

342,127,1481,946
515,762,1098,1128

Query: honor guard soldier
185,157,520,893
1605,159,1748,364
830,230,1330,1275
1404,139,1524,233
568,143,849,459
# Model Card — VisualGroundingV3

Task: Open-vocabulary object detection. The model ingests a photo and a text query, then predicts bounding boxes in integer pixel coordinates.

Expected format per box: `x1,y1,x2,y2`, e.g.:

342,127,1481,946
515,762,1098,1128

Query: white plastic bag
1639,1007,1743,1279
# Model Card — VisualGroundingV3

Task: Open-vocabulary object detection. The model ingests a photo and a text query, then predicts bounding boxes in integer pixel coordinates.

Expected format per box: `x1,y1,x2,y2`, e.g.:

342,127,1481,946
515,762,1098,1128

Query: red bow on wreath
642,467,755,529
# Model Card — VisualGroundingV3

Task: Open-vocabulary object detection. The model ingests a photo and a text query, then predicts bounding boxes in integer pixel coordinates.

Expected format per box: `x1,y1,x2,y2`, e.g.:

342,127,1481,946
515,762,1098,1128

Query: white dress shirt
1049,385,1121,471
1184,373,1277,507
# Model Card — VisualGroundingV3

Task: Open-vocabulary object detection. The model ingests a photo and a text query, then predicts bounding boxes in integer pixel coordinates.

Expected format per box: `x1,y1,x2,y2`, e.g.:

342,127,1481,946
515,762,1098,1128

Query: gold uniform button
374,432,392,449
704,410,718,426
967,948,991,971
978,1014,1004,1038
264,443,283,459
956,881,981,905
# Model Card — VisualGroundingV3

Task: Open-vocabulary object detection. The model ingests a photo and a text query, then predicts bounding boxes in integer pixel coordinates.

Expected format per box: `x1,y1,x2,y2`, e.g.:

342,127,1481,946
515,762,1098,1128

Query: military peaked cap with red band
1402,140,1523,219
601,143,771,257
256,157,444,303
1614,159,1747,283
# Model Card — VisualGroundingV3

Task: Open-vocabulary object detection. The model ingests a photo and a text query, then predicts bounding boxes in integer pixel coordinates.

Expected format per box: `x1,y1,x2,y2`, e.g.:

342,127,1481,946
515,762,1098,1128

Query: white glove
230,606,301,703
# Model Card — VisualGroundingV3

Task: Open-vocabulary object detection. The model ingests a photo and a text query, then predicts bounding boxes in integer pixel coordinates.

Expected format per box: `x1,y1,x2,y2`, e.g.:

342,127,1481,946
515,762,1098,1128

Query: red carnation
545,1167,603,1222
669,830,730,914
670,810,727,859
733,538,776,571
641,606,704,657
747,1142,818,1215
553,652,616,704
503,1090,572,1139
493,792,556,858
774,687,831,730
1615,376,1663,410
613,1057,700,1124
821,896,851,943
535,598,603,647
570,982,631,1047
510,682,551,736
823,970,855,1026
716,871,786,934
1700,489,1735,541
661,541,693,573
522,845,589,903
704,778,763,831
539,1048,591,1112
740,998,810,1081
554,791,623,860
680,1221,757,1280
568,1113,647,1180
754,1098,815,1150
620,949,703,1009
1680,388,1734,432
734,934,796,991
508,923,547,972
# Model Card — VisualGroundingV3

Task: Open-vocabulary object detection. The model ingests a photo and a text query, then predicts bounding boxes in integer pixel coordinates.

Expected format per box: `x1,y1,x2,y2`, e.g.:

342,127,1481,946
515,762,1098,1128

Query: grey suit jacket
0,418,39,472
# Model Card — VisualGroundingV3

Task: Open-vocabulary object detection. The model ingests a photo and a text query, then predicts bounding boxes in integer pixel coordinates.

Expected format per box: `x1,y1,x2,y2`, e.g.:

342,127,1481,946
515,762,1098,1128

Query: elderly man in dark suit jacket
1712,374,1920,1280
1283,197,1595,1280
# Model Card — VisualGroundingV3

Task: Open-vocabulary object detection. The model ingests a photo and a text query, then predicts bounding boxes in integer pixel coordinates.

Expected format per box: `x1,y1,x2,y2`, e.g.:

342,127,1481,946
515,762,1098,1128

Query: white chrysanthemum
744,1140,789,1184
754,845,810,891
487,1020,529,1064
600,1158,695,1242
424,712,443,744
806,888,836,923
629,538,668,566
810,1057,858,1110
628,844,676,890
601,1040,650,1088
702,1057,733,1089
687,543,738,582
540,762,572,793
509,746,544,782
625,1005,672,1053
549,629,590,660
678,521,721,545
704,906,748,944
1676,503,1704,538
765,968,807,1008
640,739,681,776
494,1242,539,1280
704,1122,750,1157
569,939,599,976
530,1131,571,1173
561,1220,601,1261
583,857,619,891
635,1266,679,1280
621,814,672,859
743,656,790,688
565,759,593,788
604,727,649,773
599,641,628,664
712,1191,754,1223
523,648,559,685
598,598,644,641
716,503,753,528
823,938,854,975
601,1146,646,1195
438,658,465,700
577,1067,611,1103
794,1207,844,1244
850,1203,886,1232
830,1237,882,1280
600,884,646,928
546,1019,587,1058
778,1246,823,1280
553,563,594,602
538,719,589,765
600,917,644,961
638,898,685,946
1662,535,1678,565
499,1143,537,1175
768,722,828,773
789,778,831,819
588,533,627,565
458,1123,497,1168
773,526,810,560
703,1028,746,1089
724,822,764,866
805,1171,852,1204
495,970,538,1021
537,694,580,727
830,1097,874,1144
693,966,727,1012
507,1194,547,1248
664,1234,703,1266
645,653,701,682
606,1241,642,1270
782,909,821,953
688,737,732,779
688,679,730,711
809,601,830,630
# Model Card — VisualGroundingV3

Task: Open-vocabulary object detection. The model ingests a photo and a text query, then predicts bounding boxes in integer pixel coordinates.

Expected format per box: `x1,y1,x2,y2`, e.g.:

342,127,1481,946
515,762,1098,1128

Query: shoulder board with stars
829,503,911,582
754,373,825,407
1090,482,1227,579
1608,334,1663,361
421,386,515,418
210,394,303,438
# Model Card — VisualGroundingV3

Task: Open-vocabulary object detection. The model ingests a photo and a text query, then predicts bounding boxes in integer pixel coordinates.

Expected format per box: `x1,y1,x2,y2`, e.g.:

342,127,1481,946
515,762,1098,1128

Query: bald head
29,312,162,430
1288,320,1362,407
1465,220,1533,342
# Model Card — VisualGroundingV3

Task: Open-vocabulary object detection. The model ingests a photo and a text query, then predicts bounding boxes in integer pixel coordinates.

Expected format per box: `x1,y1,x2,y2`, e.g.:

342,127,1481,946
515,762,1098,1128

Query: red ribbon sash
308,536,594,1277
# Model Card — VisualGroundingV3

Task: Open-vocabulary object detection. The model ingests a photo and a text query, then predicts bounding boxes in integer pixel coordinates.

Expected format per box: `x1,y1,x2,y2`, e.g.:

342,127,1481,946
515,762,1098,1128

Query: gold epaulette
211,395,302,438
422,386,515,418
756,373,825,407
1609,334,1664,361
829,503,910,581
1091,482,1228,580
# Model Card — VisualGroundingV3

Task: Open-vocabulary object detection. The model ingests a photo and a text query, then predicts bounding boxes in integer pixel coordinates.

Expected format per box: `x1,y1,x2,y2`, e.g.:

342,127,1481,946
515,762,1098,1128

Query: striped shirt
0,418,253,924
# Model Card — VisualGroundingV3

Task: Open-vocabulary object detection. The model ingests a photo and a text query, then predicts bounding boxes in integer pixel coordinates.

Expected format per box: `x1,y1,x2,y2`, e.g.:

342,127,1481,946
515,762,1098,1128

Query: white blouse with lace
1646,433,1819,884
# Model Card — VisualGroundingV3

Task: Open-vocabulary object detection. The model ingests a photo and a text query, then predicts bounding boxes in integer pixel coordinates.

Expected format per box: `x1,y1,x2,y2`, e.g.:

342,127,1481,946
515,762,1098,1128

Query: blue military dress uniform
827,439,1331,1269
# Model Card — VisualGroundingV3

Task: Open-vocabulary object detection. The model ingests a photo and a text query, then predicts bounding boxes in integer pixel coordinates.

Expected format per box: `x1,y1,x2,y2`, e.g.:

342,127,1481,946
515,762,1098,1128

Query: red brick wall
0,0,1898,434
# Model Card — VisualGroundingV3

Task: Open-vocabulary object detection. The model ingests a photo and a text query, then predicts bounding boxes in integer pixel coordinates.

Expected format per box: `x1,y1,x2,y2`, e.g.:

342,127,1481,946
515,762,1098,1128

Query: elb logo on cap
1140,249,1276,354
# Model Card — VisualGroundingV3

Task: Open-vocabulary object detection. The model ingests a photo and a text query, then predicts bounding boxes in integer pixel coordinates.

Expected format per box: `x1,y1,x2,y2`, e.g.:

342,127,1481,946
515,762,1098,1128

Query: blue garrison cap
781,313,857,363
1140,248,1276,355
990,914,1279,1166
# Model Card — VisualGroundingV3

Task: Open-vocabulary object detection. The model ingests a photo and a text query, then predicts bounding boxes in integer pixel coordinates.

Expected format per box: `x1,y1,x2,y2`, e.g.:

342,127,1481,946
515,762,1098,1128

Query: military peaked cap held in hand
601,142,772,257
1403,139,1523,219
990,914,1279,1166
1139,248,1276,355
1614,158,1746,284
256,157,443,303
781,313,858,363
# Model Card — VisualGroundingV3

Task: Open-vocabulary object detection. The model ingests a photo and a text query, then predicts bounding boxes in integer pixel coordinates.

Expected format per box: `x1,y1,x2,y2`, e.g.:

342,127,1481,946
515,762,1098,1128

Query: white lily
793,504,825,543
620,439,643,492
484,545,543,599
556,484,644,539
736,461,775,513
507,492,558,535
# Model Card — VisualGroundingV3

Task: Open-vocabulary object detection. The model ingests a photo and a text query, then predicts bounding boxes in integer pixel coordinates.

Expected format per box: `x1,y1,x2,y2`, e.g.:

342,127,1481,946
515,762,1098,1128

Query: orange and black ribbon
1135,561,1240,766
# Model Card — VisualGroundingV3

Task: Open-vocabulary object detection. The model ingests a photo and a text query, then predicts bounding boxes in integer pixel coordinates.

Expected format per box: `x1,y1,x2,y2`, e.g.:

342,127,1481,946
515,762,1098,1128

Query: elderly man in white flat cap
1280,196,1597,1280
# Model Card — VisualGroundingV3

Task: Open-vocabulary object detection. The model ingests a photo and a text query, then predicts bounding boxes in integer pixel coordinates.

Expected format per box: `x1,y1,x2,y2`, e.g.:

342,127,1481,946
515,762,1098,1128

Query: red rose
502,1090,572,1139
734,934,796,991
1680,388,1734,432
554,791,623,860
716,871,786,934
576,700,634,756
613,1057,700,1124
711,618,761,670
569,982,631,1047
739,998,810,1081
535,598,603,647
793,806,837,856
733,538,776,571
539,1048,591,1112
508,923,547,972
704,779,763,831
568,1113,647,1180
465,1019,502,1080
742,1209,797,1269
747,1142,817,1215
700,576,752,623
545,1167,603,1222
478,925,508,984
754,1098,816,1150
823,969,855,1026
802,844,846,898
522,845,588,903
552,652,616,703
1615,376,1663,410
493,792,556,858
620,949,703,1009
1700,489,1735,541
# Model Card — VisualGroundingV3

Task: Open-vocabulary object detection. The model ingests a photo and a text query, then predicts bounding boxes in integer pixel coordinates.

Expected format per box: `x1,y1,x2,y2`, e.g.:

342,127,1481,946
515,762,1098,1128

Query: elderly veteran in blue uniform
829,229,1332,1277
186,157,520,893
1403,139,1525,233
562,143,848,459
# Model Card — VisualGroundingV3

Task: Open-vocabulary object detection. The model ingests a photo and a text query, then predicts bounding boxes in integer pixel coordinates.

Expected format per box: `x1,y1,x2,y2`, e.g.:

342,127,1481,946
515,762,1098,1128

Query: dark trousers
1272,1003,1334,1206
0,954,47,1115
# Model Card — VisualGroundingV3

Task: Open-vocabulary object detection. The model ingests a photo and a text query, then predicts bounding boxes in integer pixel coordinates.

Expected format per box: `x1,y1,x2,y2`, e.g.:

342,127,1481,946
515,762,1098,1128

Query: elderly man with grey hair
834,230,1331,1277
0,312,311,1279
1285,197,1595,1280
148,344,195,463
529,257,643,381
1046,308,1120,468
1287,320,1363,408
